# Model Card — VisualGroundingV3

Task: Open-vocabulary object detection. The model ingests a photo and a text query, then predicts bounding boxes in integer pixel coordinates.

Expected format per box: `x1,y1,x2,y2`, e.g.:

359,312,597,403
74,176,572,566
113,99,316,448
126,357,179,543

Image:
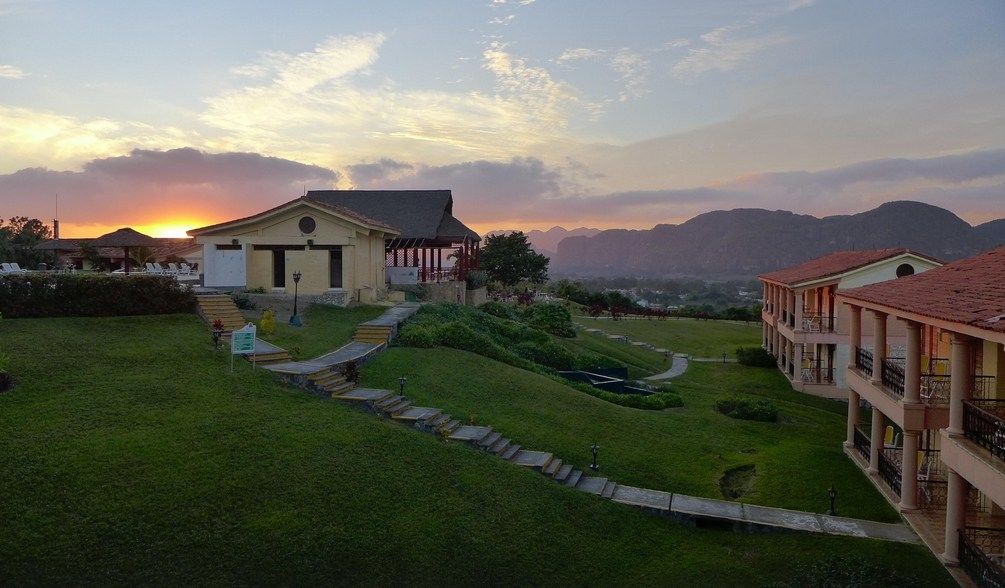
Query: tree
479,232,548,287
0,217,52,268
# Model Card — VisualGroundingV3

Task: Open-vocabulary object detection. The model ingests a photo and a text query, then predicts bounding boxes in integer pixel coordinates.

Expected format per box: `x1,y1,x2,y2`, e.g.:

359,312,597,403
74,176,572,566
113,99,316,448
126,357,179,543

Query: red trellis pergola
385,235,480,283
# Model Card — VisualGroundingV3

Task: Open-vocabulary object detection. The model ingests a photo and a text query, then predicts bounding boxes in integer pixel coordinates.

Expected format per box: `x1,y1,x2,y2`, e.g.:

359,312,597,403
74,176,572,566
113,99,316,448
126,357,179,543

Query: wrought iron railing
881,358,906,397
801,366,835,384
959,527,1005,588
963,400,1005,461
878,449,902,497
973,376,999,400
855,347,873,374
782,310,789,324
853,427,870,460
918,479,987,512
921,374,951,404
801,314,835,333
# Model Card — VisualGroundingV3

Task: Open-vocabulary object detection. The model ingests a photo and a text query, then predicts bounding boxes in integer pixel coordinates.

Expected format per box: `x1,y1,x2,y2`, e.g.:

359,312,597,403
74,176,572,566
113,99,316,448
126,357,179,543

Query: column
786,289,795,326
793,343,804,382
871,311,887,384
900,430,919,511
775,285,782,319
943,468,967,565
848,304,862,368
794,290,804,331
763,281,769,310
904,320,922,404
947,333,972,436
845,389,860,447
869,407,883,474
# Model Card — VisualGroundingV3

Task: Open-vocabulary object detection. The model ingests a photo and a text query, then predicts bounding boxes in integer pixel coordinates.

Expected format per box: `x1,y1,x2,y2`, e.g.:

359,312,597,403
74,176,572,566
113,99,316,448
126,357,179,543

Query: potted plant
0,353,12,393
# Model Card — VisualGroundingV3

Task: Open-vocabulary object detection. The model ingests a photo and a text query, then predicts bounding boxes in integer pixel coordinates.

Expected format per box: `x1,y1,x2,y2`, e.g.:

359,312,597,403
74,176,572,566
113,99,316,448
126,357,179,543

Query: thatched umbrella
92,228,159,275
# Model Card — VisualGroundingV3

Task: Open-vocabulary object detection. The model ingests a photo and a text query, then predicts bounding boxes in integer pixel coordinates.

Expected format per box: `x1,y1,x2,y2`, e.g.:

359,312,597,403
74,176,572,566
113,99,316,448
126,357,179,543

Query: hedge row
0,274,196,318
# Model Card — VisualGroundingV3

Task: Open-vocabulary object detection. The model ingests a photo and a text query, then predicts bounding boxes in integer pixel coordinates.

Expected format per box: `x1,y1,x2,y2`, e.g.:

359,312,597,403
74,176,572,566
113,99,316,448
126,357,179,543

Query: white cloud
0,64,25,79
609,50,650,101
201,35,582,165
556,48,606,64
666,39,690,49
673,26,789,77
489,14,515,24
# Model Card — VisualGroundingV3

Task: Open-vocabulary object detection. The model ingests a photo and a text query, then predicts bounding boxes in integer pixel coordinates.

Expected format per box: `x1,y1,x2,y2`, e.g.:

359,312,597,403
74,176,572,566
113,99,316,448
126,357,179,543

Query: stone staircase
196,294,247,334
353,324,393,345
195,293,291,364
330,385,618,499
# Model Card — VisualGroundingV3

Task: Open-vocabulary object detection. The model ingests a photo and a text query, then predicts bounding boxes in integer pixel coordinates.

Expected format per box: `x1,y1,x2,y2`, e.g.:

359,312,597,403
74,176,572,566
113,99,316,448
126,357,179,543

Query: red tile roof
758,248,933,286
839,246,1005,335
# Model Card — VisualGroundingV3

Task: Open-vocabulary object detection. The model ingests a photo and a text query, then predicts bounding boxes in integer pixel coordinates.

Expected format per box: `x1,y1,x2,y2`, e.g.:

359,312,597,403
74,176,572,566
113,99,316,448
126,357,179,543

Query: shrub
341,361,360,384
0,274,195,318
465,270,487,291
231,292,256,310
572,353,621,371
0,353,11,393
715,397,779,422
246,286,267,294
396,324,437,348
736,346,776,367
514,340,576,370
479,301,520,320
259,309,276,337
522,303,575,337
794,554,920,588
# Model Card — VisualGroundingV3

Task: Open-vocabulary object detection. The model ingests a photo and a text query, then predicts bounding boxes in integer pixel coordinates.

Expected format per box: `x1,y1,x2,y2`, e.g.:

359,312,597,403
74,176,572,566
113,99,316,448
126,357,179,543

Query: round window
896,263,915,278
298,216,317,234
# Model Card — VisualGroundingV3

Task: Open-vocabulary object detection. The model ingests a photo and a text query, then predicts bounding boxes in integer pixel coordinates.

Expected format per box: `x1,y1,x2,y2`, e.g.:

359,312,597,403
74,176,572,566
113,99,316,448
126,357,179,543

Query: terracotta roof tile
187,196,399,236
758,248,927,286
839,246,1005,335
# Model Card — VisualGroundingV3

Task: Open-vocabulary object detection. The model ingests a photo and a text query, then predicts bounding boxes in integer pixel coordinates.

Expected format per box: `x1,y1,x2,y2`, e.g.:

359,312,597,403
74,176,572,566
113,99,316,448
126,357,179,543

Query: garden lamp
290,270,303,327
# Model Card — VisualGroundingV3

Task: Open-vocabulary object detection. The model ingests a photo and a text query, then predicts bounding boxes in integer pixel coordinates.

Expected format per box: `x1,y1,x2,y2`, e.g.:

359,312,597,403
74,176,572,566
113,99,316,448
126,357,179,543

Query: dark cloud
0,148,339,230
346,158,413,185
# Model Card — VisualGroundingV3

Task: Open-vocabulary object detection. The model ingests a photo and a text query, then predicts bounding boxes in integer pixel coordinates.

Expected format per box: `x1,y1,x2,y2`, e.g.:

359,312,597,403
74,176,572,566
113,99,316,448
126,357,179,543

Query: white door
207,245,246,288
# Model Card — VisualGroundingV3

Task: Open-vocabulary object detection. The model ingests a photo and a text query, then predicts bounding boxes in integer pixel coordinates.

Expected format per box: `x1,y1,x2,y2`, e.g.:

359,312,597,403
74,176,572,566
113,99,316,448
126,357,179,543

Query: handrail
855,347,873,374
801,313,835,333
881,358,906,397
963,400,1005,461
959,527,1004,588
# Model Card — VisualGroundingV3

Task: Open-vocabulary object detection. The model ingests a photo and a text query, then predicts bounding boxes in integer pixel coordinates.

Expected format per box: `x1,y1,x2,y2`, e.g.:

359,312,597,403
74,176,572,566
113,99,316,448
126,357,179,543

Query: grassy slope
557,330,668,378
253,304,385,359
363,347,899,523
0,315,951,585
574,316,762,358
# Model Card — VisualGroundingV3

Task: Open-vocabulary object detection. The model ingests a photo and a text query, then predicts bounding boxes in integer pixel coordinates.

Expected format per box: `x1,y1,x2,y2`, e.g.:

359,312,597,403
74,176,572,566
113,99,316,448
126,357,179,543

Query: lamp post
398,376,407,395
827,485,837,515
290,270,303,327
590,442,600,471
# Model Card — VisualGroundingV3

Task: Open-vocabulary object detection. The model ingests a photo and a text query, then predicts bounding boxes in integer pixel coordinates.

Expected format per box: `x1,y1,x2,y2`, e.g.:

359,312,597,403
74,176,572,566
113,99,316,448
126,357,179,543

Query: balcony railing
878,448,902,497
801,314,835,333
959,527,1005,588
918,479,987,513
802,366,835,384
853,427,870,460
963,400,1005,461
973,375,999,400
921,374,951,405
855,347,873,374
881,358,906,397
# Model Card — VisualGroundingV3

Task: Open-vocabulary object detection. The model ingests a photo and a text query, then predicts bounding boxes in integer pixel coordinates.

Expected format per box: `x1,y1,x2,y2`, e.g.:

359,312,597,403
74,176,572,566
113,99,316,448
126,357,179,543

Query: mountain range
486,226,601,258
548,201,1005,279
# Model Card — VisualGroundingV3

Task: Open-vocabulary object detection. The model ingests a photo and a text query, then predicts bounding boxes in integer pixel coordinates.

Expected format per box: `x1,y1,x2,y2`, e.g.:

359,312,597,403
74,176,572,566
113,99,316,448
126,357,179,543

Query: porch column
899,430,919,511
437,248,442,282
793,343,803,382
904,320,922,404
869,407,884,474
845,389,860,447
947,332,972,436
763,282,769,309
794,290,804,331
787,288,795,325
943,468,967,565
848,304,862,368
786,339,794,374
871,310,887,384
773,285,781,318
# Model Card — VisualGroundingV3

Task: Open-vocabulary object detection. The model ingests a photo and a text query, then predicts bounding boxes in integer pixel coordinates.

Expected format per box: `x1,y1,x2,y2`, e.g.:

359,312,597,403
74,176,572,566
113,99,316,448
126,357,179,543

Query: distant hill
553,201,1004,278
486,226,601,258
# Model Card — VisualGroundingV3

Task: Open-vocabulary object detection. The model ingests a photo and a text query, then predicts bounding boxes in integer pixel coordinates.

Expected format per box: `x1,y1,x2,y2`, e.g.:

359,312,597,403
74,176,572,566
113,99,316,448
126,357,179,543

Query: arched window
896,263,915,278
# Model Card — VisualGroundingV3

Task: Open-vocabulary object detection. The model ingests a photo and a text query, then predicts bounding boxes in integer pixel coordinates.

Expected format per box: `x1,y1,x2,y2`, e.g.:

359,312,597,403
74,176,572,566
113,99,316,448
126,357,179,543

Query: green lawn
363,347,899,523
251,303,385,359
0,314,952,585
574,315,762,358
557,329,669,378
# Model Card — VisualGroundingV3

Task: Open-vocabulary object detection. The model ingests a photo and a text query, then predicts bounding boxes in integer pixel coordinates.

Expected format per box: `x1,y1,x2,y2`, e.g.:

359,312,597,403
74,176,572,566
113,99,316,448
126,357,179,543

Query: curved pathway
644,354,690,380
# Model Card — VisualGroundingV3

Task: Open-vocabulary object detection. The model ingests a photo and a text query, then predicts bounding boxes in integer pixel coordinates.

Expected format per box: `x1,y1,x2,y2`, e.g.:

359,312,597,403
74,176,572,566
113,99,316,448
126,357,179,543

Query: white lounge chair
180,263,195,275
145,262,156,273
151,263,166,274
0,263,10,274
167,263,180,275
10,263,27,273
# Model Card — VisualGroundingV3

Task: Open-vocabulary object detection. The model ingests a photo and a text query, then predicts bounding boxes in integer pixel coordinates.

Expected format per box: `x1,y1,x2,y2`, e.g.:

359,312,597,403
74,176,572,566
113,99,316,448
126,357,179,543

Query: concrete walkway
644,354,689,380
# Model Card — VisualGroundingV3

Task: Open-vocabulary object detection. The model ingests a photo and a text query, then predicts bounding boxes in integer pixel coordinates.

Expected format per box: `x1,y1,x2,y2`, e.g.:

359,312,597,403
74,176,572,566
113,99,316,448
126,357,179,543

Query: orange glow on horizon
60,219,213,239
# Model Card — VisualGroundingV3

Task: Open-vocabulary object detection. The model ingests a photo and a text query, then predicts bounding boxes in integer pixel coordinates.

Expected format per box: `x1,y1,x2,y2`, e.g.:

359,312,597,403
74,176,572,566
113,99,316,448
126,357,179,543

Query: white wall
204,244,247,288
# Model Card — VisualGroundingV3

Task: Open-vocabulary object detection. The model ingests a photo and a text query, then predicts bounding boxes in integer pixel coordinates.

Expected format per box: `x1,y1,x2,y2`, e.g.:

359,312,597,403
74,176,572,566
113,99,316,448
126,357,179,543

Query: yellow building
835,246,1005,586
188,190,481,304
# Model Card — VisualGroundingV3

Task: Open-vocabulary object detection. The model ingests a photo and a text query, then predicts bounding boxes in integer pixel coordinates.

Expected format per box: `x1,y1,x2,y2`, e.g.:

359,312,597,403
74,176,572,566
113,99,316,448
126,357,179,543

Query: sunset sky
1,0,1003,238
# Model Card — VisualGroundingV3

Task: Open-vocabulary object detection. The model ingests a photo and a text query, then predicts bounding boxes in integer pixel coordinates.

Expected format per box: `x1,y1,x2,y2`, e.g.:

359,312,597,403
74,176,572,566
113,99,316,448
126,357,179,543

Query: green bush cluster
0,274,195,318
479,301,521,320
735,346,776,367
567,381,683,410
522,303,575,337
231,292,256,310
715,397,779,422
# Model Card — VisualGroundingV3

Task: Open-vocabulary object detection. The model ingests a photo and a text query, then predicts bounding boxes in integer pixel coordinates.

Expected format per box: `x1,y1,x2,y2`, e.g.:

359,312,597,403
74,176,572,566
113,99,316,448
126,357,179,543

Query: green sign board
231,324,256,355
